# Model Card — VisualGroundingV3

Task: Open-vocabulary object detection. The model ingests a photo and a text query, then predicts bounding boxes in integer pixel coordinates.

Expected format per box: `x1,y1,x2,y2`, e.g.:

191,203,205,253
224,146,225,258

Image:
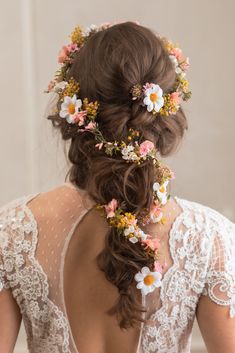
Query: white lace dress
0,183,234,353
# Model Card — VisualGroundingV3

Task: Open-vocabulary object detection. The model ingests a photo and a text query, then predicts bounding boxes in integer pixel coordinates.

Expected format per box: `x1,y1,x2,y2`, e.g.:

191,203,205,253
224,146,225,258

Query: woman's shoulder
0,182,95,233
173,196,235,318
174,195,235,231
0,185,59,233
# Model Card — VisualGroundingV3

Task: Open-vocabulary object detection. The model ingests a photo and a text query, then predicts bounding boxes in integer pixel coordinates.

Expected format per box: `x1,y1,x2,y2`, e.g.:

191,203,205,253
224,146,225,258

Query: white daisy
59,95,82,123
143,84,164,113
153,180,169,205
134,266,162,295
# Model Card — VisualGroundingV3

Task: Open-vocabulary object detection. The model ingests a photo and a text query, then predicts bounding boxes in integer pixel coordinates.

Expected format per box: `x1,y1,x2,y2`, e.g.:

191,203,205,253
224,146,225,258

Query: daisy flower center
150,93,158,103
68,103,76,115
159,186,165,193
144,274,155,286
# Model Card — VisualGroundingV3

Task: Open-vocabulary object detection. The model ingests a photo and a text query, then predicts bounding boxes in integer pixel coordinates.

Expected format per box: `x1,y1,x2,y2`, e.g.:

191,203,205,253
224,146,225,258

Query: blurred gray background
1,0,234,352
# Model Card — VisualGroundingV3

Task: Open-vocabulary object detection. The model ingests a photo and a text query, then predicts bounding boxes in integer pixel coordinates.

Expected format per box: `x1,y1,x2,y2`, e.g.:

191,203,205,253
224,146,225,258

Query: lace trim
140,196,235,353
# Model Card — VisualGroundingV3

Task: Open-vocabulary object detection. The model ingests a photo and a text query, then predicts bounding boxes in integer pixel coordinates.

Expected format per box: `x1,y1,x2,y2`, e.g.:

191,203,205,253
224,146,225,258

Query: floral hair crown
46,23,191,165
45,22,190,296
46,23,191,119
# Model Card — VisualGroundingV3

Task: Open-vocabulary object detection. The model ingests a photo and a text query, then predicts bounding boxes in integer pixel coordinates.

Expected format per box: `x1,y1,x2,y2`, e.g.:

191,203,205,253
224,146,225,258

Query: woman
0,21,234,353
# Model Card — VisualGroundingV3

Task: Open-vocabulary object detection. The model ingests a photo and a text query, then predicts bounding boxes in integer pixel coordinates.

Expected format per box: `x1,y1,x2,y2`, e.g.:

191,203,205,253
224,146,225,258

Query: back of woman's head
48,21,188,328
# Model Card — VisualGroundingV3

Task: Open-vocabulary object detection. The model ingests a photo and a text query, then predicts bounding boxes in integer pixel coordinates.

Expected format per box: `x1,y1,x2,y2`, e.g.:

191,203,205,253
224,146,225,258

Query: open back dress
0,182,235,353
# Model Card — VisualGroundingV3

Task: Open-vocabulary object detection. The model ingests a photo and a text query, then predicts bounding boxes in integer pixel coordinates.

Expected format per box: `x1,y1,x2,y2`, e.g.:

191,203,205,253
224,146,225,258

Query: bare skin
0,289,22,353
196,295,235,353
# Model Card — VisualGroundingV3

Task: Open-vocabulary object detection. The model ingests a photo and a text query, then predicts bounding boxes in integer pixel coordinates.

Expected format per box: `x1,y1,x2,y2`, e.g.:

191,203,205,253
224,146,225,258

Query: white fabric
0,183,234,353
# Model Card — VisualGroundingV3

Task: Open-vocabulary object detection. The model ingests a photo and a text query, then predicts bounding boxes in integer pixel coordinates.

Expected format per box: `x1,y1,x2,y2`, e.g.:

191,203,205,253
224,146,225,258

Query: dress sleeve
0,219,11,291
0,199,23,292
201,214,235,318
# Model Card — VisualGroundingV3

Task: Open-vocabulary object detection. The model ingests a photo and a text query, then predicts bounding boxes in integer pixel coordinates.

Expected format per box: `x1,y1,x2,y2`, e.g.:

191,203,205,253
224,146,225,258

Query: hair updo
48,21,188,329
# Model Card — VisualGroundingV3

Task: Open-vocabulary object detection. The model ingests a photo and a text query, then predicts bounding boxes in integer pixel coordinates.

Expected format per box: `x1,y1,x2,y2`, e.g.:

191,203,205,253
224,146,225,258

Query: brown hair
48,21,188,329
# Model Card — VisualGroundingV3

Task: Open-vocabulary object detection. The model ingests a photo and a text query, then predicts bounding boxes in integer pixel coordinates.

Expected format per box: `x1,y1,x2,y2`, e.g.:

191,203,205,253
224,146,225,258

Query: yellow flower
60,78,80,100
159,94,178,116
70,26,84,46
110,212,137,230
82,98,99,118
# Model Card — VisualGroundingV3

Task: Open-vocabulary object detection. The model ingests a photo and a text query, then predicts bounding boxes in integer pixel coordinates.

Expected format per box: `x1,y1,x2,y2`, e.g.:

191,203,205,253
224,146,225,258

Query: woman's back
1,182,234,352
24,182,181,353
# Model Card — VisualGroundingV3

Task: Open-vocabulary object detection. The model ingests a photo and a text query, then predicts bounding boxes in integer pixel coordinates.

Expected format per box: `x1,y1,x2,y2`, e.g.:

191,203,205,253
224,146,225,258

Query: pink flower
170,47,183,61
170,92,180,105
143,82,153,90
154,261,163,273
95,143,104,150
143,238,160,252
67,43,79,53
139,140,155,156
85,121,96,130
105,199,118,218
149,204,163,223
58,46,69,64
73,111,87,126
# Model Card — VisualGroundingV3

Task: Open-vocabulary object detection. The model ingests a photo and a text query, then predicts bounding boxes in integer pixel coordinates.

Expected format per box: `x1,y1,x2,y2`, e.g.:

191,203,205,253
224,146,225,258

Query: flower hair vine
96,199,163,295
45,22,190,296
46,22,191,118
47,76,162,165
95,163,175,296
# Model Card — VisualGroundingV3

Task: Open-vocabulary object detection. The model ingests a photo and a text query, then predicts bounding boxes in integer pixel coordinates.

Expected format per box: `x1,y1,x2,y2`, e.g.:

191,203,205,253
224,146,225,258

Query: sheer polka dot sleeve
202,215,235,318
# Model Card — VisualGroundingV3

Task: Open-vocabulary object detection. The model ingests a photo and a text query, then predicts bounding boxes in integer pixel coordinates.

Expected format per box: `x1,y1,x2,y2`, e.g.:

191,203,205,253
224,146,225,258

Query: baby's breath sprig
94,129,159,165
159,93,179,116
82,98,99,118
70,26,85,46
60,78,80,100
